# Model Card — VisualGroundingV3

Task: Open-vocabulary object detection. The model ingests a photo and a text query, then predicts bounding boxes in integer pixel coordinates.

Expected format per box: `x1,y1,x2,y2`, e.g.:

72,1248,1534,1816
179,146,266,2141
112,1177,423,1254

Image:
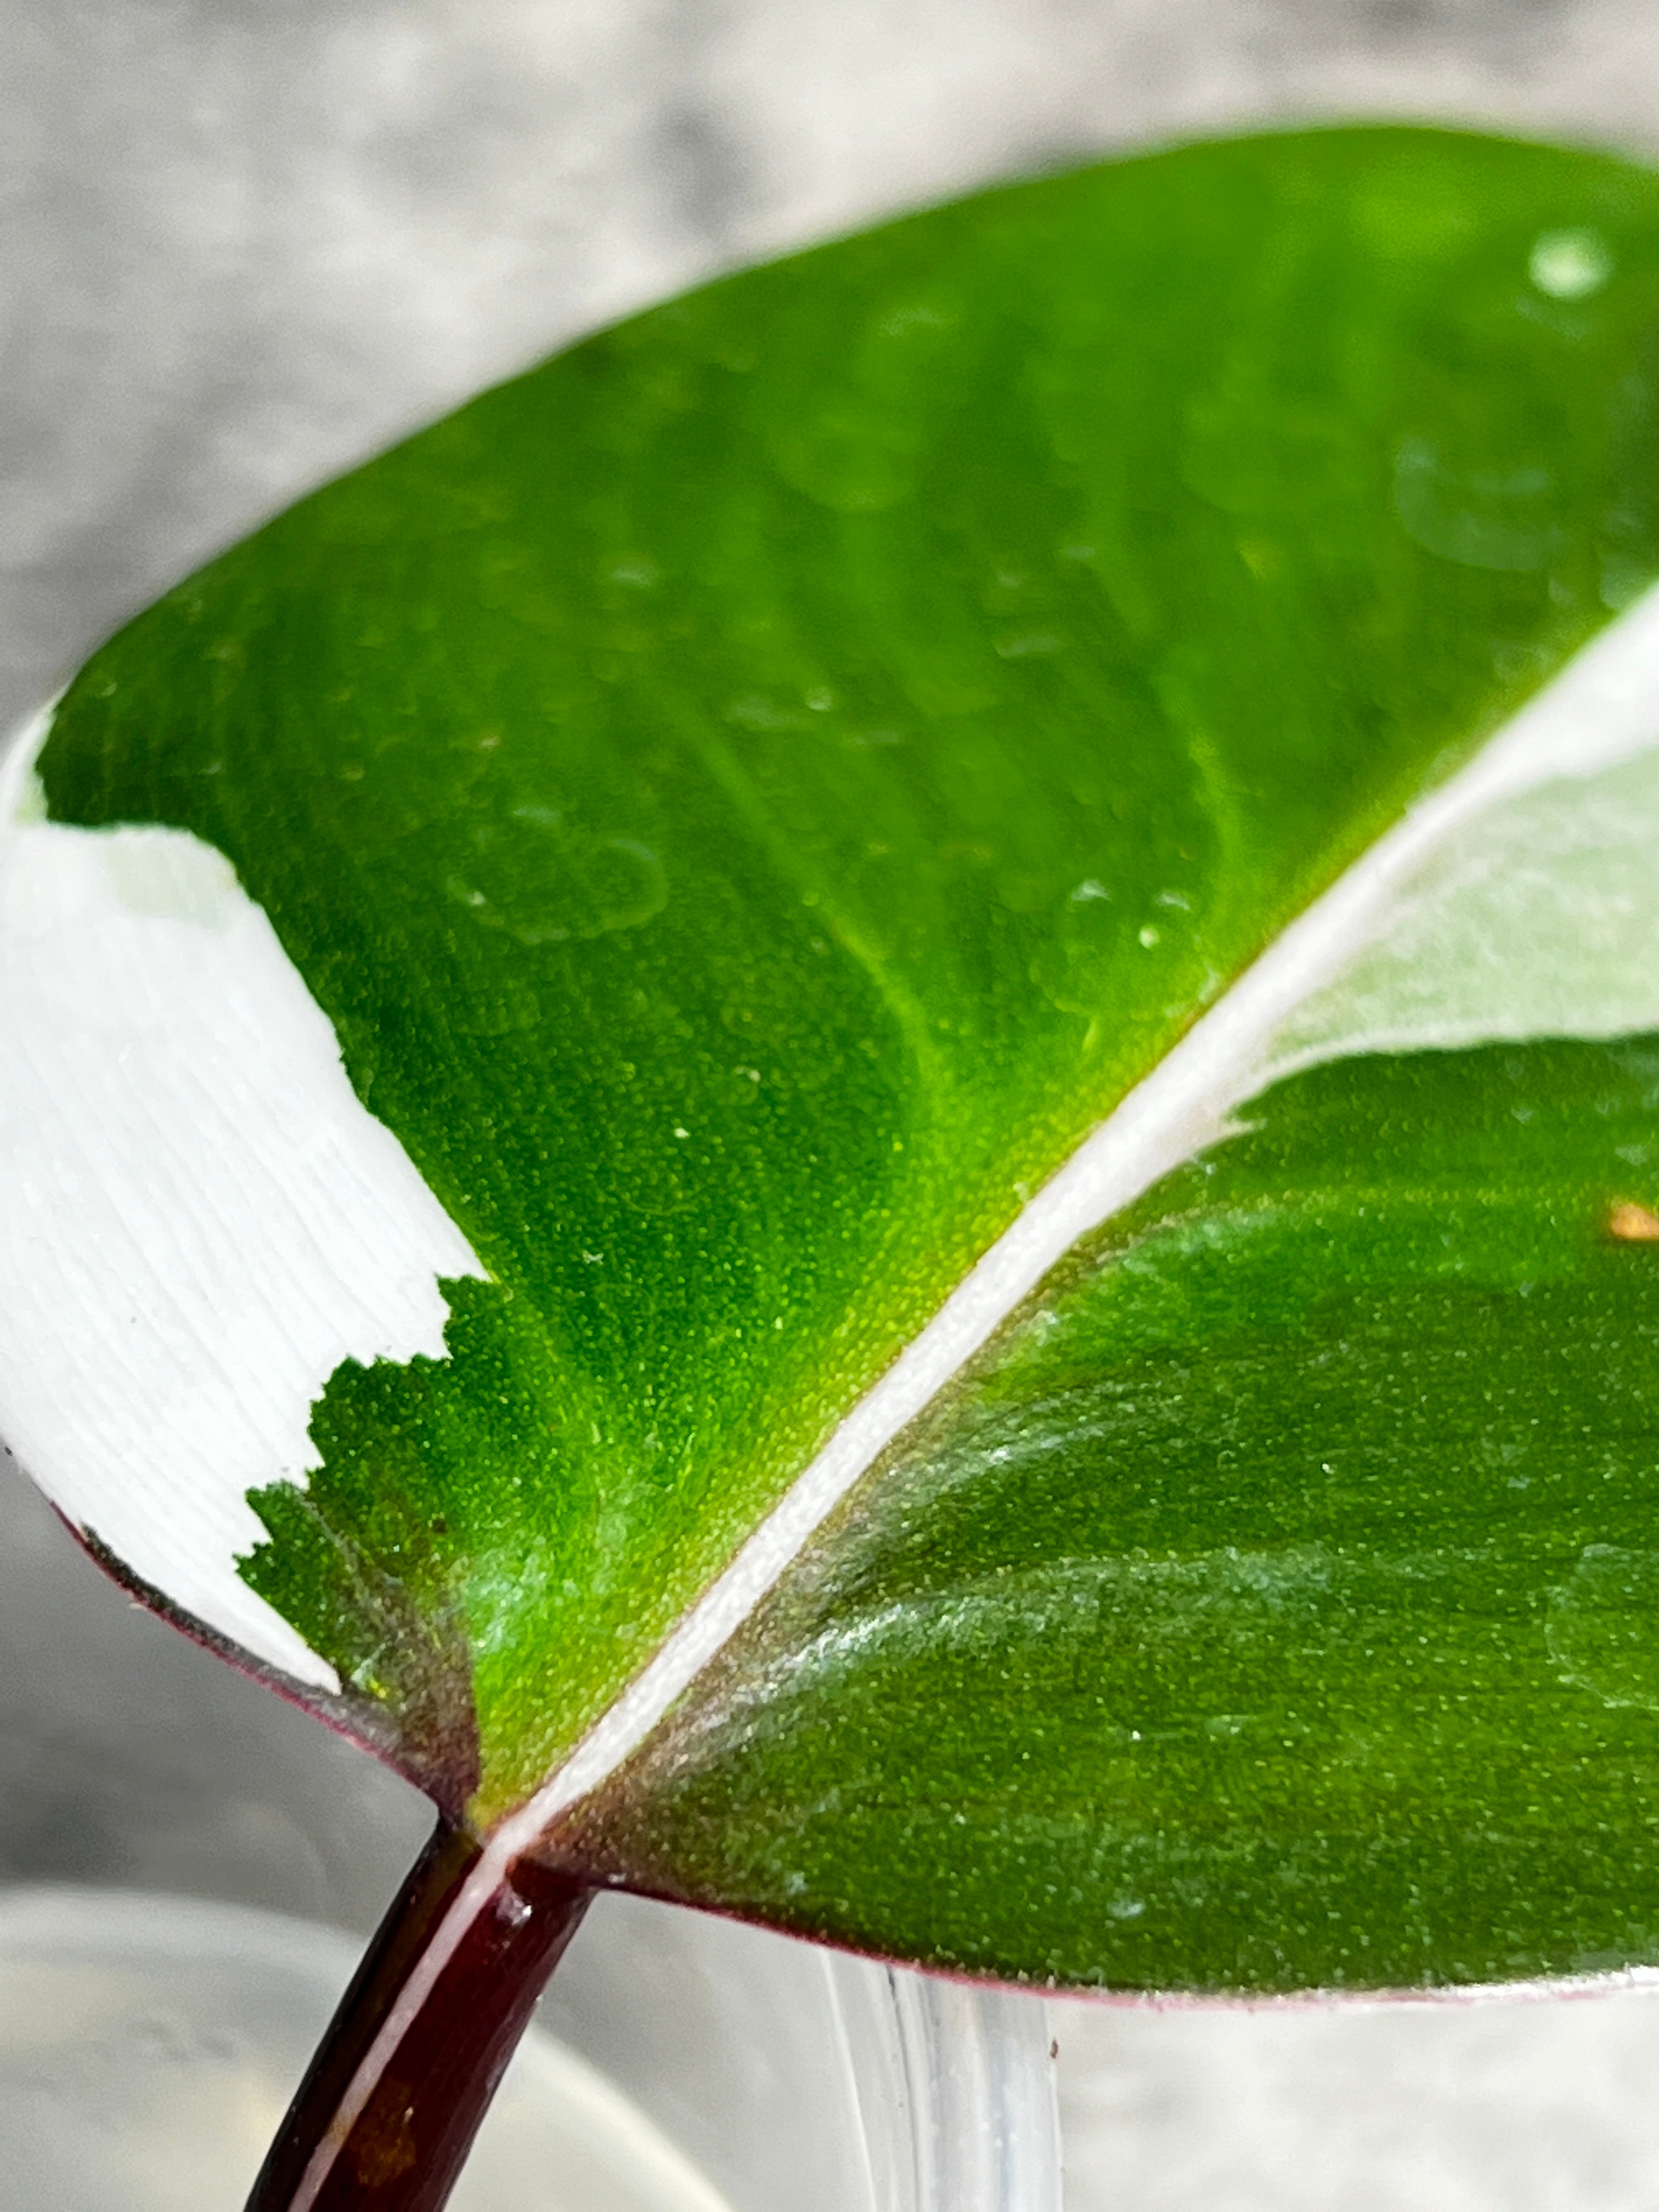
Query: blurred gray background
12,2,1659,2207
11,0,1659,736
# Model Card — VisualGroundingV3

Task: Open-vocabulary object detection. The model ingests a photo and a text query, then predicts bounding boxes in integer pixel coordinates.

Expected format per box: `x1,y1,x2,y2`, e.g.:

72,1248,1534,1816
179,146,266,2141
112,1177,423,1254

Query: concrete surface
12,0,1659,746
12,3,1659,2205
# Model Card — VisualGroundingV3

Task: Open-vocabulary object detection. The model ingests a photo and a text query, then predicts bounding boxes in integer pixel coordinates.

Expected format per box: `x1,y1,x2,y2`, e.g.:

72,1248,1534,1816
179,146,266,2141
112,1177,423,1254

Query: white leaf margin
0,703,485,1689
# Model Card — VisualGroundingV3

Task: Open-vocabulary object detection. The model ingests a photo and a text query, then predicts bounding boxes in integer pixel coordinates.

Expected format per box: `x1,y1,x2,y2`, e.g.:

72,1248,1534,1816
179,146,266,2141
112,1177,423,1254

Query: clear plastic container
0,1451,1059,2212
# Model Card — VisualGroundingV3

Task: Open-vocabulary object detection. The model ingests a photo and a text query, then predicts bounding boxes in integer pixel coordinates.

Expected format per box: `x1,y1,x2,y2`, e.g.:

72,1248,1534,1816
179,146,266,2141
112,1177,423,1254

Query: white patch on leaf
1262,743,1659,1077
0,705,484,1689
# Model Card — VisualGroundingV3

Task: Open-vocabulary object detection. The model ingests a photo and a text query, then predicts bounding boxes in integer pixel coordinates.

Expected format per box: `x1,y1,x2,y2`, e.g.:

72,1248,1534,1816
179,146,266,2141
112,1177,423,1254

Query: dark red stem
246,1820,592,2212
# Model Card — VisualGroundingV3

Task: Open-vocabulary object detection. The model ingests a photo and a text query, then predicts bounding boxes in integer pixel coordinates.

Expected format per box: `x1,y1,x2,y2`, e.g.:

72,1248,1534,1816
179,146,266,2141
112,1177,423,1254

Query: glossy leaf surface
13,126,1659,1987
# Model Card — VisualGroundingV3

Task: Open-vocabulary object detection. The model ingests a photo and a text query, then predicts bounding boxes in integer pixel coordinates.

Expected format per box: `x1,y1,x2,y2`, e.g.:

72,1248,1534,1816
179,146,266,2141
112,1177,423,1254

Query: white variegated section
1259,738,1659,1080
0,705,484,1690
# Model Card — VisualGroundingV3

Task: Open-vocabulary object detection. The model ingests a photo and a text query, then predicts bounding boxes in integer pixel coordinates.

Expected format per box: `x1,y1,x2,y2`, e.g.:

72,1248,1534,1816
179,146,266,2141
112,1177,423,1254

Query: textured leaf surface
563,1034,1659,1990
15,127,1659,1985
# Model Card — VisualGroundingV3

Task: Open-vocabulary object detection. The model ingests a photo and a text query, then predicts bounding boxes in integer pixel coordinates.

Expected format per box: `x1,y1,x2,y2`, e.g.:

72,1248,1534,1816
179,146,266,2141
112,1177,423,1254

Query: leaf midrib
482,573,1659,1849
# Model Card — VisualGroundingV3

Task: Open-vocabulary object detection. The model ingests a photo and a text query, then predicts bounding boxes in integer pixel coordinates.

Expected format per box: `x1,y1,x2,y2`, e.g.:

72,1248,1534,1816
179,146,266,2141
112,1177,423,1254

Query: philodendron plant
8,120,1659,2207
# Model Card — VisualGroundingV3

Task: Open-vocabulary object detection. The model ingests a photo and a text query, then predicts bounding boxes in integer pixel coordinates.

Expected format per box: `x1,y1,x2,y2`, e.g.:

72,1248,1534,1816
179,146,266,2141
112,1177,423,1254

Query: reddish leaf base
246,1821,592,2212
